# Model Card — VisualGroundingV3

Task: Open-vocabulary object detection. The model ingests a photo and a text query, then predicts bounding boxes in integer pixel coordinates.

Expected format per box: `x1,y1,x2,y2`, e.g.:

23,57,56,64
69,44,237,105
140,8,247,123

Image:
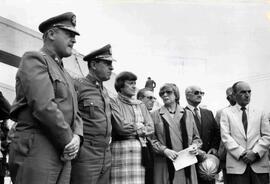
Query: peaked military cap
83,44,116,62
39,12,80,35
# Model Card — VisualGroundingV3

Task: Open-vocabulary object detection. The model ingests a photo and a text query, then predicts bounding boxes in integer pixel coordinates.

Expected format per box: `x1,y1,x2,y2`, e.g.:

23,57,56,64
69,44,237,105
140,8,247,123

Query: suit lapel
199,108,207,136
247,107,255,136
160,106,182,142
186,106,202,136
231,106,246,137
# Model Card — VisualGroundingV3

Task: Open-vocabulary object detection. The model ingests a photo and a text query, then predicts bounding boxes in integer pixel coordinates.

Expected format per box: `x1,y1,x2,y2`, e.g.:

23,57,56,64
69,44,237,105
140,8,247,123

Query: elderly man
215,87,236,184
137,88,156,111
185,85,220,184
220,81,270,184
71,44,114,184
9,12,83,184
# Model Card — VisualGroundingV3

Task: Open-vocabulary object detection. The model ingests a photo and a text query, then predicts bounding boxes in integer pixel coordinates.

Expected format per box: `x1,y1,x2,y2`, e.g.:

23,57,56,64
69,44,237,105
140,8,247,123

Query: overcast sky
1,0,270,112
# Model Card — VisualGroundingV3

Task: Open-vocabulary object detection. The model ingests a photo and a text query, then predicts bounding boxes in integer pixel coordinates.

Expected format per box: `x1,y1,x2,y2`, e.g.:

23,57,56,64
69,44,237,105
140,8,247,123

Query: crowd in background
0,11,270,184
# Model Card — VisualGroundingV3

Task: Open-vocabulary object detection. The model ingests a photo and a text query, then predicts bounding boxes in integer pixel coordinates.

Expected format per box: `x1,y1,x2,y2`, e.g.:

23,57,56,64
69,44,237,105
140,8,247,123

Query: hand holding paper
164,148,178,161
173,146,198,171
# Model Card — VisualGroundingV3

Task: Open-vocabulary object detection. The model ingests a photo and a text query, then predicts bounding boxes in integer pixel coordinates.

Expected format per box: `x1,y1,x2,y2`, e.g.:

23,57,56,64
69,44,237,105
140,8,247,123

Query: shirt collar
41,47,63,67
187,104,199,112
86,72,103,88
235,103,249,111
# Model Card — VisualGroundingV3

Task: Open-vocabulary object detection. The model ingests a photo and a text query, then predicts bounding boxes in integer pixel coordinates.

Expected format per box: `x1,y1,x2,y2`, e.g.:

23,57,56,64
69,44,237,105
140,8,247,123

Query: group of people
2,11,270,184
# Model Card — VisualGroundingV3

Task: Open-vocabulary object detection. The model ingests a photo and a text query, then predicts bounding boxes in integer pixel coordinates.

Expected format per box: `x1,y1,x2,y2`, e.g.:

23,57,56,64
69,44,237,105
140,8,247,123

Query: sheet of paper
173,147,198,171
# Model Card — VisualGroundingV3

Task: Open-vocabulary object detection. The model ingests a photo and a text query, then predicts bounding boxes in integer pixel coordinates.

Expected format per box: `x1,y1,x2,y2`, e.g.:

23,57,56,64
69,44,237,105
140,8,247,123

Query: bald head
232,81,251,107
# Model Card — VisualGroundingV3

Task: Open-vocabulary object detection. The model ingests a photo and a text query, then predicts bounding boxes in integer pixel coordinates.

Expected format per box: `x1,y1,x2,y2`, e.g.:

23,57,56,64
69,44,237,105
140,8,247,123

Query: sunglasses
145,96,156,100
159,90,173,96
191,91,205,96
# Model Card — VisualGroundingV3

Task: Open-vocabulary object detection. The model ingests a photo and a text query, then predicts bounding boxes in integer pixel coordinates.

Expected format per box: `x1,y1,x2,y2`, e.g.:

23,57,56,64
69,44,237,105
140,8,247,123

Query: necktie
194,107,201,124
194,107,201,134
241,106,248,134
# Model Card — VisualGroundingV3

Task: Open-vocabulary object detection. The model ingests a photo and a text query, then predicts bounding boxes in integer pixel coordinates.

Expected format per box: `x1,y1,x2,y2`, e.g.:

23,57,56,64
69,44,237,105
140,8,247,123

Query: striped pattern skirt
110,139,145,184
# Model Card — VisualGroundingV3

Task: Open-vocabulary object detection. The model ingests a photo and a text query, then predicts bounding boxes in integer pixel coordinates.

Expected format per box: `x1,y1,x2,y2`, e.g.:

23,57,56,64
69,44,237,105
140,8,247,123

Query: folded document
173,147,198,171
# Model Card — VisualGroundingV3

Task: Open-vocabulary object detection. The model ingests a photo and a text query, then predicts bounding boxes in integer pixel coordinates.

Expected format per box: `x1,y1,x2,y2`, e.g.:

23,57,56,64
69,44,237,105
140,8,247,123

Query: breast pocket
50,73,68,99
82,99,104,119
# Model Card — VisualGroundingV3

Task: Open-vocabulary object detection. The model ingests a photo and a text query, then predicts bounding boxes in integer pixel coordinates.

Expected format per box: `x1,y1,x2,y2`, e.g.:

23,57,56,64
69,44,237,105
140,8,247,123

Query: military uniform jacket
10,47,83,151
74,73,111,145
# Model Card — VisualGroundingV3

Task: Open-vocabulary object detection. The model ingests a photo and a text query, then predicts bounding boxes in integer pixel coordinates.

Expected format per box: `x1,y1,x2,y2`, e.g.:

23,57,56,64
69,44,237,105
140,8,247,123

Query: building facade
0,16,116,104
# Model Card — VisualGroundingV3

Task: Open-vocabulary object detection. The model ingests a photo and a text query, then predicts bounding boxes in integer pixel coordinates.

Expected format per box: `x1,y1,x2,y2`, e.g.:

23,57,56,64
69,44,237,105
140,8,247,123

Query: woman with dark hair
151,83,202,184
110,71,154,184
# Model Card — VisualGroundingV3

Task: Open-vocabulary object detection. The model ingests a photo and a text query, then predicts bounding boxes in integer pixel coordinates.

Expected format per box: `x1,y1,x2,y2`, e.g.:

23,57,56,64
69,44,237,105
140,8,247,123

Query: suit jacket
220,104,270,174
151,105,201,184
186,106,220,152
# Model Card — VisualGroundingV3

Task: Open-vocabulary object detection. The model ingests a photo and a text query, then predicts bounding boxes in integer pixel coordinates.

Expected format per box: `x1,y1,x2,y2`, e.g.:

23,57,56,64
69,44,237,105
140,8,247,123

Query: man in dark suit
185,85,220,184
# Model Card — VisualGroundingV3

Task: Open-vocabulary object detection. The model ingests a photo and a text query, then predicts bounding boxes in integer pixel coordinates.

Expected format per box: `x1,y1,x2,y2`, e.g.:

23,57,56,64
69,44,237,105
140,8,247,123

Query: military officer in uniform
9,12,83,184
71,44,114,184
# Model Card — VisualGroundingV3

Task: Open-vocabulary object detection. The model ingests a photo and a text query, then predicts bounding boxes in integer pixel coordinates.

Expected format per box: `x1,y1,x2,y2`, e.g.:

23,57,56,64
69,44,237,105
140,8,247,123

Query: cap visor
61,27,80,35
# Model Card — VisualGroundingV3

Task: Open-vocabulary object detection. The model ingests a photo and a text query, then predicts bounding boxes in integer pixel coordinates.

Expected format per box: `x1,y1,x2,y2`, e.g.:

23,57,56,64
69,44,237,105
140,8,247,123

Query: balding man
220,81,270,184
185,85,220,184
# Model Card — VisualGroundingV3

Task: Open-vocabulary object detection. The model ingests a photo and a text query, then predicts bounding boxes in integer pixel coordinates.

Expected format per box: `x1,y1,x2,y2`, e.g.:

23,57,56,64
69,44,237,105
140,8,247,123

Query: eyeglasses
145,96,156,100
159,90,173,96
191,91,205,96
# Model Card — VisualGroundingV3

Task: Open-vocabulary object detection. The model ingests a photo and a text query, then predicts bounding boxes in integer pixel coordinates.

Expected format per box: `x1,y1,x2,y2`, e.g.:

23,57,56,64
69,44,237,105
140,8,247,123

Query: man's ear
90,61,97,70
47,29,57,41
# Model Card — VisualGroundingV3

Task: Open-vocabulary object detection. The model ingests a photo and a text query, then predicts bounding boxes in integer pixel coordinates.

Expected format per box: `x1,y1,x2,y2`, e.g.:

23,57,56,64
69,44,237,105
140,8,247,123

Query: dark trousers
9,132,71,184
71,145,111,184
222,168,228,184
227,165,269,184
198,177,215,184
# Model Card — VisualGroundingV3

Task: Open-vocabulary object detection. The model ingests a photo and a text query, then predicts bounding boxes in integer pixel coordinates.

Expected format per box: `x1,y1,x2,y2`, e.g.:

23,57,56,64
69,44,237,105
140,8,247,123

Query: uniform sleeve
72,113,84,144
70,78,84,141
18,52,73,150
220,109,245,159
110,97,137,136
